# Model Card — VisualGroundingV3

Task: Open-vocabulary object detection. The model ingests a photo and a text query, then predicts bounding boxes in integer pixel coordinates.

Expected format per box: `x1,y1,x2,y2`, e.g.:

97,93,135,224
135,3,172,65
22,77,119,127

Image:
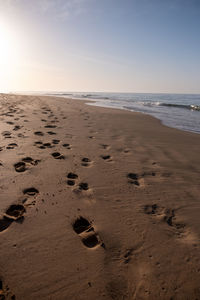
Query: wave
159,103,200,111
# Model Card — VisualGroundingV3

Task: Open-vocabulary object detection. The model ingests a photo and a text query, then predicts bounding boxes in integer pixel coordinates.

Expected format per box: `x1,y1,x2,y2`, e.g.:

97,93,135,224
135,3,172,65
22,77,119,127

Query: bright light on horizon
0,18,22,91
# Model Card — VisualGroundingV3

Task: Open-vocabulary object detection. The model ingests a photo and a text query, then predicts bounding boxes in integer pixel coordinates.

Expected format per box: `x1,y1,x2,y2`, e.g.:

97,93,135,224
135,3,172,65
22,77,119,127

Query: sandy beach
0,93,200,300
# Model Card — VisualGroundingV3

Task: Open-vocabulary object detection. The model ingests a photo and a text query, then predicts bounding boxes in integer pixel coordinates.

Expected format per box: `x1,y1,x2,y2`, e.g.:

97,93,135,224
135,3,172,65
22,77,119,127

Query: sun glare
0,21,18,66
0,18,22,91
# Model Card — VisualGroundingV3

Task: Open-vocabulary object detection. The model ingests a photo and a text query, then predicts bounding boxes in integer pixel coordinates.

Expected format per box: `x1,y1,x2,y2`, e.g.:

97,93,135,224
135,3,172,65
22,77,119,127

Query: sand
0,93,200,300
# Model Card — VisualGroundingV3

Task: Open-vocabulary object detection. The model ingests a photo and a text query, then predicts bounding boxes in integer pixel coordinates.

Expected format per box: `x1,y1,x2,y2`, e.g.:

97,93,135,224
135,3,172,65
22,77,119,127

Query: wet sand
0,93,200,300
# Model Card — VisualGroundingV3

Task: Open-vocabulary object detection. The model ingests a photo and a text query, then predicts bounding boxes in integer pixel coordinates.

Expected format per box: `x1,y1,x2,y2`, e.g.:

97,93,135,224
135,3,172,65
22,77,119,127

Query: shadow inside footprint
22,157,40,165
45,125,57,128
62,143,70,148
5,204,25,220
34,131,44,136
51,152,65,159
67,172,78,179
14,162,26,172
144,204,158,215
73,217,91,234
81,158,91,167
7,143,18,149
52,139,60,144
79,182,89,191
67,180,75,186
127,173,140,186
101,155,111,160
23,187,39,196
0,217,14,232
82,234,99,248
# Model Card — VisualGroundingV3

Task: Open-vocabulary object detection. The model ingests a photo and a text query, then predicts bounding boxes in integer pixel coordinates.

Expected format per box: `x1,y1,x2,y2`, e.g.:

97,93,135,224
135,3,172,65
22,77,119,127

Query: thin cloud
0,0,91,19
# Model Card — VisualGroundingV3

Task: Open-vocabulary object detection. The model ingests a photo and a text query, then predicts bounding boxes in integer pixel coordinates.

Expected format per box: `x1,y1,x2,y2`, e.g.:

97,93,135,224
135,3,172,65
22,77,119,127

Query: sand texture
0,93,200,300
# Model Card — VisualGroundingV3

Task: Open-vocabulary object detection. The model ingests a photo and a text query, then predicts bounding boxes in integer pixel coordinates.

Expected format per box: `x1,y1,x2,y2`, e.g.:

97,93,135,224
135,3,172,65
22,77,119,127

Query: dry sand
0,93,200,300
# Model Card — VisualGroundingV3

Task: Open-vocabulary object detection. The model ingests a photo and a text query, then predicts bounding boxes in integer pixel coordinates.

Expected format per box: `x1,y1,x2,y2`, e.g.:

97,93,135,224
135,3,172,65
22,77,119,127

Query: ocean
45,92,200,134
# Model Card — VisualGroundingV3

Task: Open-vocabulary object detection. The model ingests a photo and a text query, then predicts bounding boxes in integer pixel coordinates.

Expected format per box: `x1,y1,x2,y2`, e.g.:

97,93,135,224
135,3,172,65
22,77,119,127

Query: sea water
47,92,200,134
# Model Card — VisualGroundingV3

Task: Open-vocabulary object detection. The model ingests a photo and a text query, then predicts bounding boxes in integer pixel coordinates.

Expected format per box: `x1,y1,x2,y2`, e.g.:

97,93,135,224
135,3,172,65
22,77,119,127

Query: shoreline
7,92,200,136
0,93,200,299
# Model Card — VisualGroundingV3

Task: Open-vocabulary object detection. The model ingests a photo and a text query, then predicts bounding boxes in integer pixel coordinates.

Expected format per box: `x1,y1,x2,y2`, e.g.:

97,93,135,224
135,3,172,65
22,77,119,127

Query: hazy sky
0,0,200,93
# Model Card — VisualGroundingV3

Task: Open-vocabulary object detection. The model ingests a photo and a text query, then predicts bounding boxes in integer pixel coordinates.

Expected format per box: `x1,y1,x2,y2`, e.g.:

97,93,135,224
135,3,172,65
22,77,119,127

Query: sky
0,0,200,93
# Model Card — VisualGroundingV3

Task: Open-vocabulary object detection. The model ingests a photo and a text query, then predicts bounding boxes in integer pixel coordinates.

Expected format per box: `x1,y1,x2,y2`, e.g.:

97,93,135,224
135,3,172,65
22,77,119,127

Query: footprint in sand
51,152,65,159
0,204,26,232
2,131,12,138
144,204,185,231
44,125,57,128
13,125,22,131
101,155,111,161
34,141,53,149
67,172,78,186
14,161,26,172
81,157,92,167
127,173,140,186
34,131,44,136
62,143,71,149
52,139,60,145
6,143,18,149
72,216,104,249
23,187,39,196
127,171,156,186
14,157,40,172
79,182,89,191
47,131,56,135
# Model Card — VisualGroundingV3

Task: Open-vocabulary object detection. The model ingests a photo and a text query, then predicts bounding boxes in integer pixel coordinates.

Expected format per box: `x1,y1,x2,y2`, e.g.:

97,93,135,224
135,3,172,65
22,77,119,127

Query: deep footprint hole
67,172,78,179
82,234,99,248
14,162,26,172
73,217,91,234
23,187,39,196
79,182,89,191
6,204,25,218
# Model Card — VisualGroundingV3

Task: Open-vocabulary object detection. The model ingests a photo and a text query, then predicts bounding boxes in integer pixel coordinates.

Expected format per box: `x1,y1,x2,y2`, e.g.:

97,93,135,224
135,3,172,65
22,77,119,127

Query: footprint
67,172,78,179
34,141,43,145
127,173,140,186
144,205,185,231
79,182,89,191
101,155,111,161
73,216,91,233
45,125,57,128
47,131,56,135
23,187,39,196
67,180,75,186
51,152,65,159
81,158,92,167
34,131,44,136
72,217,102,249
2,131,12,138
14,162,26,172
43,143,53,148
82,234,100,248
5,204,25,221
100,144,110,149
52,139,60,145
62,143,71,149
67,173,78,186
144,204,158,215
6,143,18,149
13,125,21,131
22,157,40,165
0,217,13,232
0,204,26,232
